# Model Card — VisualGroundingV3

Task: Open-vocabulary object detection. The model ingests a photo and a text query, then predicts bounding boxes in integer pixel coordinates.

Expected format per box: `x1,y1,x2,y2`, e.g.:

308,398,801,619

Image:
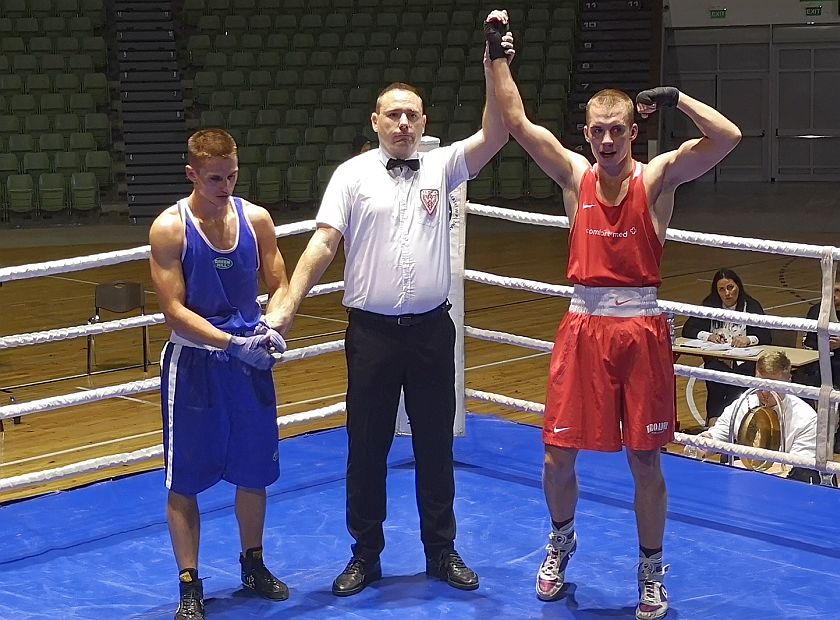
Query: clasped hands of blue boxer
225,319,287,370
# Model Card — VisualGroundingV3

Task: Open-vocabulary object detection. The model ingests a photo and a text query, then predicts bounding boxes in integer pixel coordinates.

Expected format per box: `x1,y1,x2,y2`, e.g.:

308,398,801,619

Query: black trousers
703,358,755,421
344,308,457,561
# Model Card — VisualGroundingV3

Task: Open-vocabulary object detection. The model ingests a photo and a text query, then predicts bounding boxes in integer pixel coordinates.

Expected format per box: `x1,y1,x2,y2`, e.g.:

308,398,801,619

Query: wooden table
673,337,819,426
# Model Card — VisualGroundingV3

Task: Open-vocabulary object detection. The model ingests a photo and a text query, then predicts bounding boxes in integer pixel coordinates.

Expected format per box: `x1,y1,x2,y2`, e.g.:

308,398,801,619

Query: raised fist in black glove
635,86,680,118
484,10,511,62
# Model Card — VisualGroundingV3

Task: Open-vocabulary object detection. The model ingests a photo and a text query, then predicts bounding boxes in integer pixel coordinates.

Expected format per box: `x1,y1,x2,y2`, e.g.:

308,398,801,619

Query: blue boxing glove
254,318,288,354
226,333,280,370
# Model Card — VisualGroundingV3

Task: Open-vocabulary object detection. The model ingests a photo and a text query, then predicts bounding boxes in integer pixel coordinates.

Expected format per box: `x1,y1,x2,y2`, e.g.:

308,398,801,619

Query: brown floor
1,181,838,502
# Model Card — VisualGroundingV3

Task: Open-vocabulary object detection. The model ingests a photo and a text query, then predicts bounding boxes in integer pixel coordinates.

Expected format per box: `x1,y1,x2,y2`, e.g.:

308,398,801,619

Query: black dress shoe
332,557,382,597
425,550,479,591
240,548,289,601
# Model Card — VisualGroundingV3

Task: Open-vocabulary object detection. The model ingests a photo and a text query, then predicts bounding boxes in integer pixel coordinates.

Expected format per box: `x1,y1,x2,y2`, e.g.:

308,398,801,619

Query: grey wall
665,0,840,28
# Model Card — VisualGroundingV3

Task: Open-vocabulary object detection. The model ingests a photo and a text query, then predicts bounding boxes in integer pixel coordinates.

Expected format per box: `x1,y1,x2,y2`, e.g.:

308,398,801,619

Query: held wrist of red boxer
484,19,508,61
635,86,680,109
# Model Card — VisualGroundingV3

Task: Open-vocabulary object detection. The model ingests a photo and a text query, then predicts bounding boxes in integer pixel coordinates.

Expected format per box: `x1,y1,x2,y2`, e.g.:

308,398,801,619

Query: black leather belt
349,301,451,326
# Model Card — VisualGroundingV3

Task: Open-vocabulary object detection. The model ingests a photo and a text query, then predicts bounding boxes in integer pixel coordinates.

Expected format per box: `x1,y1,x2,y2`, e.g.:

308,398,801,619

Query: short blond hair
757,351,791,376
586,88,634,125
187,129,237,166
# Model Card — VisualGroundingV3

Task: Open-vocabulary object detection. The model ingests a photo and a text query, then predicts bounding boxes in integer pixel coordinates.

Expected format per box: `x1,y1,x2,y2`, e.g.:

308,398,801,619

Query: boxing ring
1,202,840,619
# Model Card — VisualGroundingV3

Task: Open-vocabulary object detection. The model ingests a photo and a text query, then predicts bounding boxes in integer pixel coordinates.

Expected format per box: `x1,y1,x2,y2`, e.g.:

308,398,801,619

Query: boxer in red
486,12,742,619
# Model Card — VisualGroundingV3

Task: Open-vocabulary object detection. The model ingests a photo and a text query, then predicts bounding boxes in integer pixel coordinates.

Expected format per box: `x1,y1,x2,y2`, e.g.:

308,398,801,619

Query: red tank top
566,161,663,287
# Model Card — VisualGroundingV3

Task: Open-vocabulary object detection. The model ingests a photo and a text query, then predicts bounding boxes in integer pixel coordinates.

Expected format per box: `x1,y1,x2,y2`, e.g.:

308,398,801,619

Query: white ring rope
466,203,840,261
0,221,317,284
0,402,347,493
465,325,840,404
0,280,344,351
465,270,840,336
0,340,345,421
465,391,840,474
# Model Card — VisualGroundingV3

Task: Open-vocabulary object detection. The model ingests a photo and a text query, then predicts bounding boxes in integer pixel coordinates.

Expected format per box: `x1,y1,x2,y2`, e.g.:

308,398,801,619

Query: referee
269,36,510,598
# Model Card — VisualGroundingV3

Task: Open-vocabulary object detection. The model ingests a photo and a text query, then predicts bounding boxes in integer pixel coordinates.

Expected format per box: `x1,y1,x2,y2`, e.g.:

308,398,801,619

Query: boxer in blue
149,129,290,620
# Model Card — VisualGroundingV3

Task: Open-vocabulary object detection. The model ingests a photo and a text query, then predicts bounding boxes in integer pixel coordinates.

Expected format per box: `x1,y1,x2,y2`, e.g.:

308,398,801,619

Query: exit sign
805,6,822,16
709,8,727,19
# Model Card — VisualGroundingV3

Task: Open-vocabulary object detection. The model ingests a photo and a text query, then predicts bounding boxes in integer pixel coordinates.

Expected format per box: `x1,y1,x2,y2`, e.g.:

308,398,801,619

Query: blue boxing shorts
160,341,280,495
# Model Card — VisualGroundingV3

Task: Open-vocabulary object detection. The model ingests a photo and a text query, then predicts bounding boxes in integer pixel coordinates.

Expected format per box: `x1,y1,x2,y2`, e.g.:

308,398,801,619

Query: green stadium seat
0,114,23,141
68,54,94,75
70,171,98,212
55,37,80,55
209,91,236,113
80,0,106,28
468,165,495,201
28,37,54,55
245,128,272,148
84,150,112,187
11,94,38,119
265,89,289,109
68,131,96,152
285,165,314,204
264,145,291,168
38,133,66,155
55,0,81,18
181,0,206,26
255,166,283,204
38,172,67,214
40,93,67,116
53,151,81,183
7,173,35,215
82,73,109,107
29,0,53,19
81,36,108,69
273,127,301,147
235,166,253,199
324,143,351,164
14,55,39,78
316,33,340,50
54,73,82,98
248,70,272,92
192,71,217,106
228,110,254,135
3,0,28,20
284,109,309,128
497,161,526,199
1,38,26,56
187,35,211,66
82,112,109,148
237,90,263,113
26,74,52,99
200,110,225,128
23,152,51,180
0,75,24,98
197,15,221,35
528,161,556,199
223,15,248,36
255,109,281,129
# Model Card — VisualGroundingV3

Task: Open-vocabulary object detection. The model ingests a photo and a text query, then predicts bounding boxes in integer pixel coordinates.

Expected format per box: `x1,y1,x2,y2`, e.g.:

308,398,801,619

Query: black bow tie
386,158,420,171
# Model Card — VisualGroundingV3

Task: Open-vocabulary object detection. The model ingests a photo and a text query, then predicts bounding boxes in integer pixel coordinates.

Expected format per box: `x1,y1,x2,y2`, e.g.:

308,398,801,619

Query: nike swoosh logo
615,299,633,306
553,427,571,433
581,204,596,209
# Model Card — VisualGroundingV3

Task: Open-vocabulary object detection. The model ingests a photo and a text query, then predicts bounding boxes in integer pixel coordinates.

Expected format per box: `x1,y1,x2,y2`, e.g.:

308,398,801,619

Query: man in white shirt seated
700,351,821,482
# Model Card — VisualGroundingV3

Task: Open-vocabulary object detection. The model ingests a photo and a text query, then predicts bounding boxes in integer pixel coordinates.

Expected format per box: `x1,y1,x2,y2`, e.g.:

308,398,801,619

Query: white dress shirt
708,392,818,460
316,144,470,315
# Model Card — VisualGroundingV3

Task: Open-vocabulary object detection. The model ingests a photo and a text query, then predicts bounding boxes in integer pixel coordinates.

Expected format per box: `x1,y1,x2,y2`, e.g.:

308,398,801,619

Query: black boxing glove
484,19,508,61
636,86,680,109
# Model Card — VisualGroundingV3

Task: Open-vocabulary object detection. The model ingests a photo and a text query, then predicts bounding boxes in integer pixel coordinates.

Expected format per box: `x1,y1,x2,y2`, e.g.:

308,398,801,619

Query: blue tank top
179,197,261,334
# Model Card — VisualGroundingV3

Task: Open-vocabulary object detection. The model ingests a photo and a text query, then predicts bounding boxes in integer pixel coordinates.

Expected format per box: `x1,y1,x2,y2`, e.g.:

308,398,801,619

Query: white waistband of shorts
169,331,223,351
569,285,661,317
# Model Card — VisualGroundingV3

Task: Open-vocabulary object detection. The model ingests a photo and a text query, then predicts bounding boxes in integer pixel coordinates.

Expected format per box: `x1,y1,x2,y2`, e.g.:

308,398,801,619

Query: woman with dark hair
683,268,772,426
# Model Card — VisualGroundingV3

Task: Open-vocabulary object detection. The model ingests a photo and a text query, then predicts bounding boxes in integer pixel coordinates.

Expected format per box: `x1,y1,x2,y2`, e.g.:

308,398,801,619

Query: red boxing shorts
543,285,676,452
